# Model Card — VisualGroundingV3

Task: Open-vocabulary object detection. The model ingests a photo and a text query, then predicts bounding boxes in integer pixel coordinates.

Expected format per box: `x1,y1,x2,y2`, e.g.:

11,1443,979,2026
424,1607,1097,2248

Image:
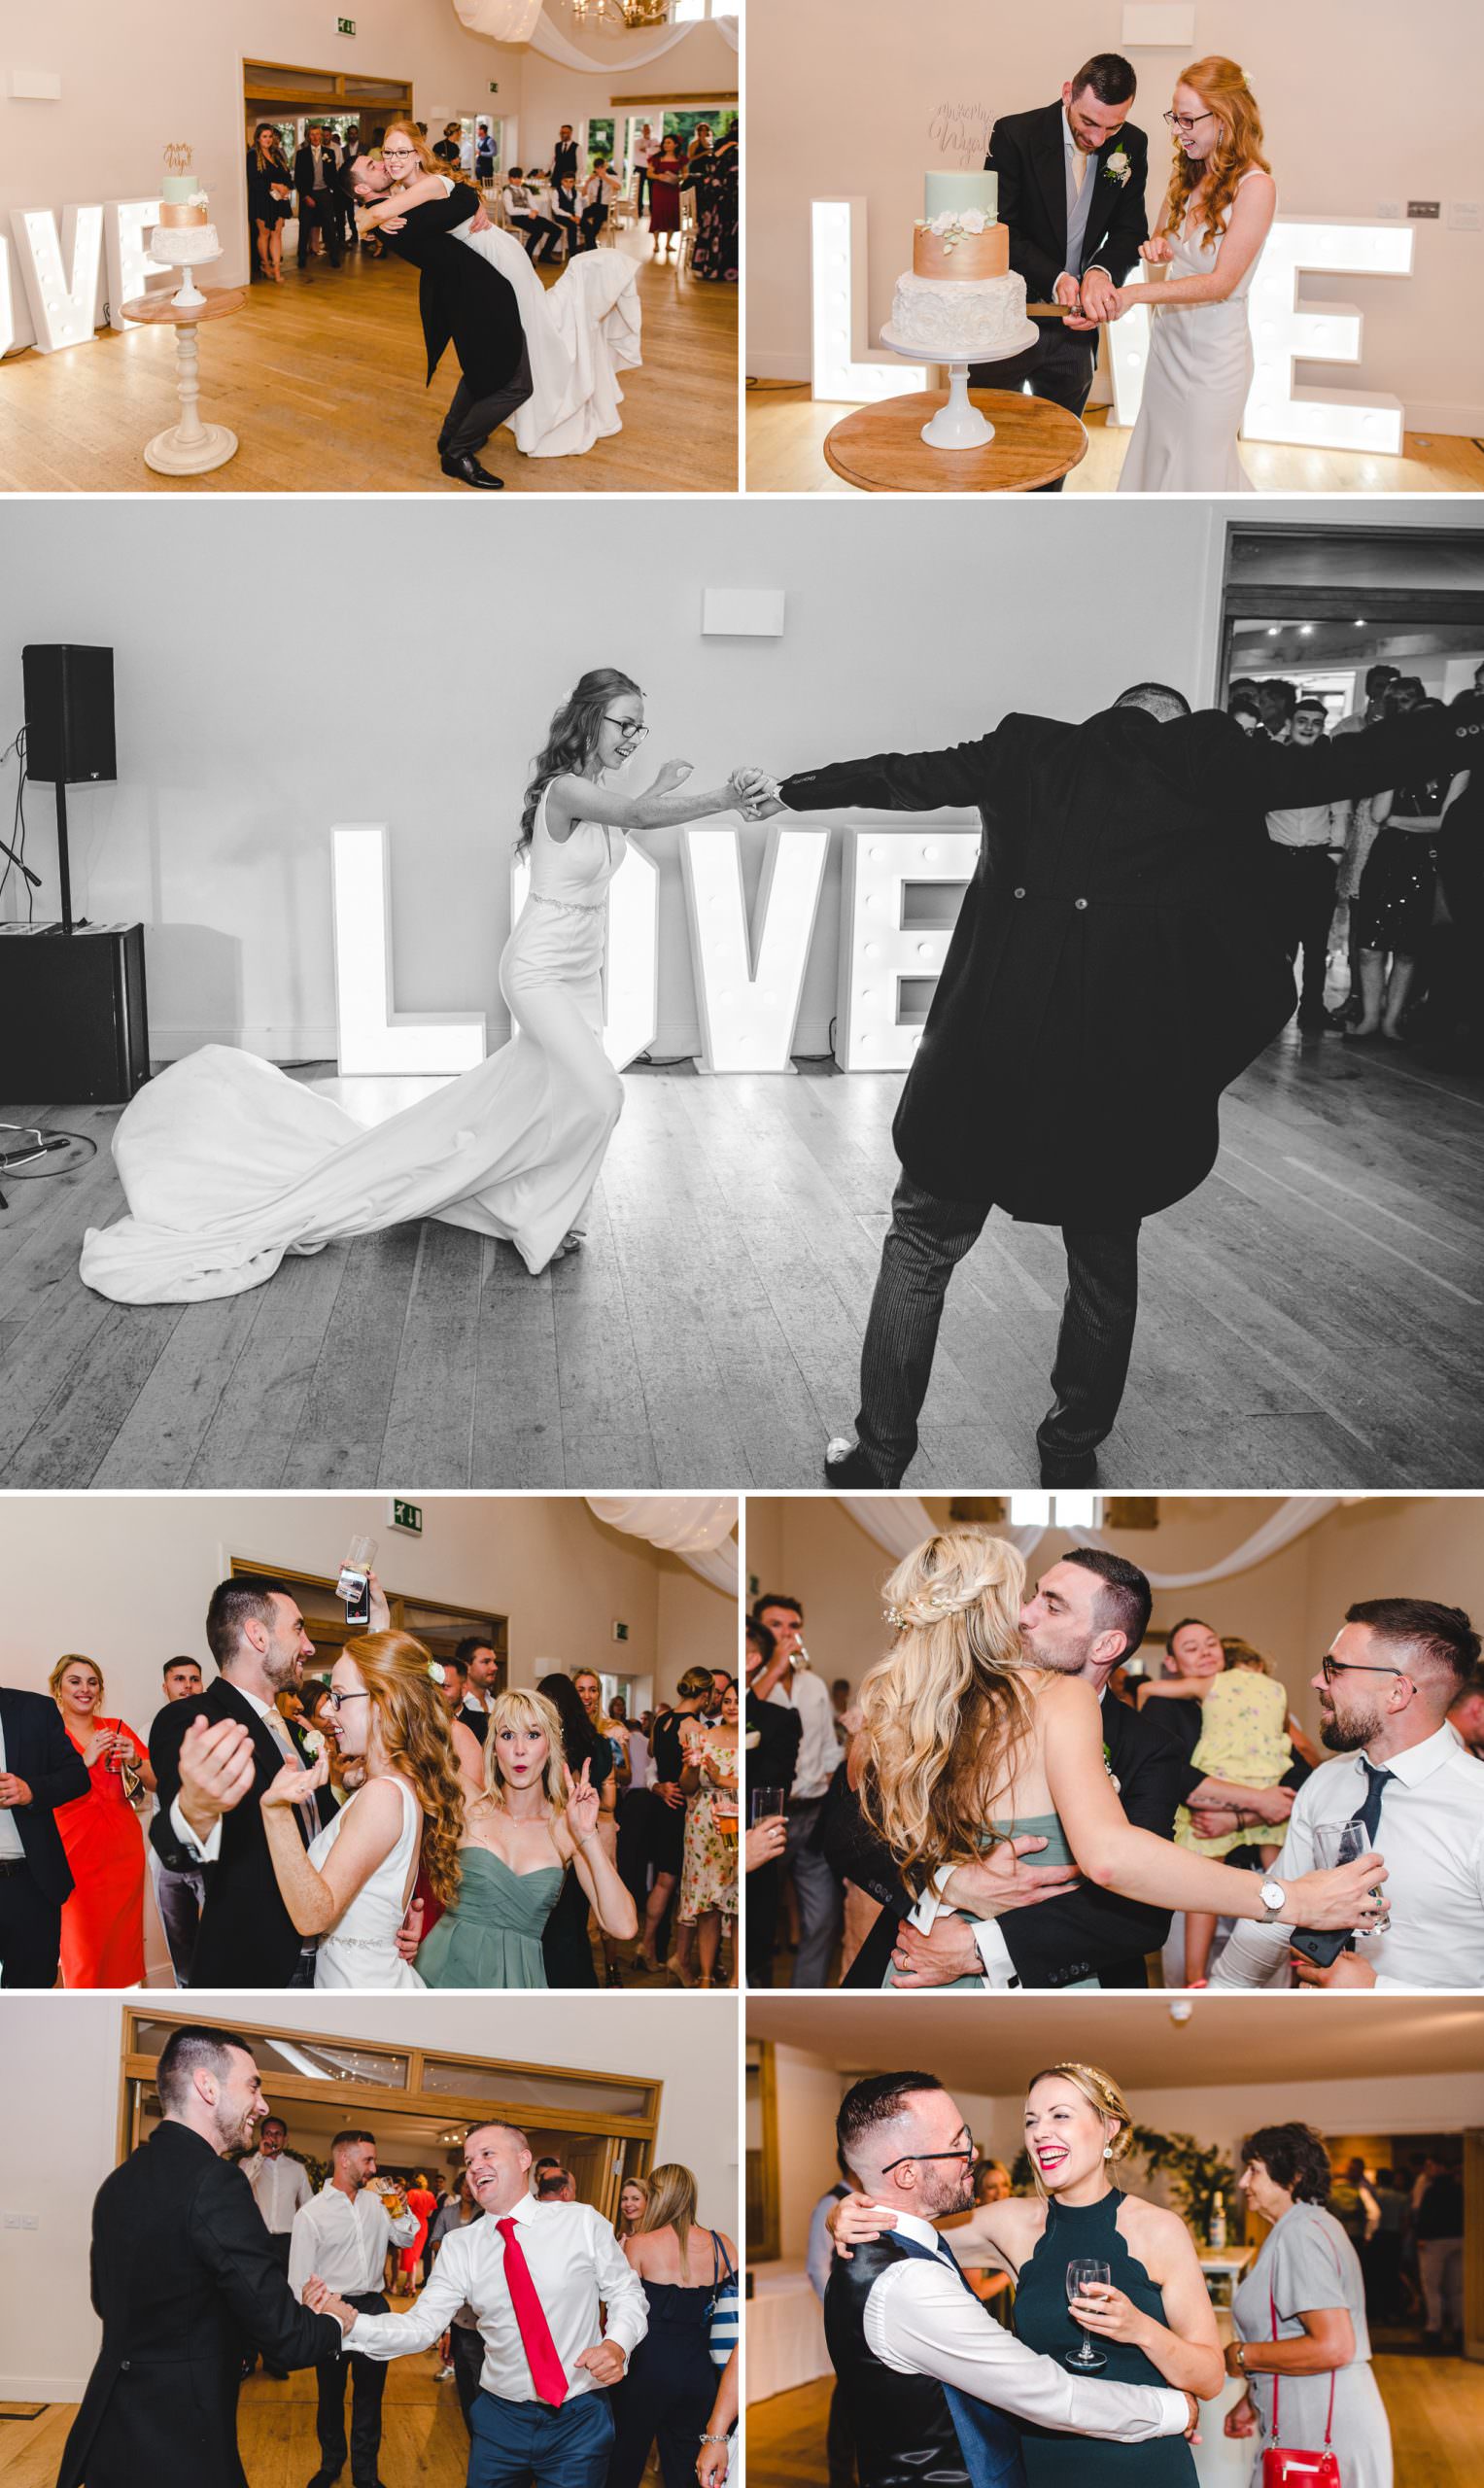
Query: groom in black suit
0,1683,89,1985
972,54,1149,484
150,1576,341,1987
767,689,1481,1486
57,2024,346,2488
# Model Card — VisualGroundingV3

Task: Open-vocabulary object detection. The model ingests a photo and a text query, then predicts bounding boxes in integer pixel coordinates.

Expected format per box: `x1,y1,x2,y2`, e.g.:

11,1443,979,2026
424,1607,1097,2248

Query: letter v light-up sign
509,837,658,1070
681,824,829,1073
835,821,979,1070
9,205,103,353
332,825,487,1076
1108,217,1413,455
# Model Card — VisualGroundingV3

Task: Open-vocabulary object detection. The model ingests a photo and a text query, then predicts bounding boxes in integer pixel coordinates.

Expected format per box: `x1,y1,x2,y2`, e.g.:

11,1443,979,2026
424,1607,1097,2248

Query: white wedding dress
311,1773,425,1990
1118,170,1269,493
79,786,630,1302
442,178,640,457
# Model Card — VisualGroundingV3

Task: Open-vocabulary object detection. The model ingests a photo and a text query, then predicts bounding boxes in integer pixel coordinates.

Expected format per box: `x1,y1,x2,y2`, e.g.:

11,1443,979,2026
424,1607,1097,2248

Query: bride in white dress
258,1630,467,1990
1115,56,1276,494
78,673,759,1302
355,137,640,461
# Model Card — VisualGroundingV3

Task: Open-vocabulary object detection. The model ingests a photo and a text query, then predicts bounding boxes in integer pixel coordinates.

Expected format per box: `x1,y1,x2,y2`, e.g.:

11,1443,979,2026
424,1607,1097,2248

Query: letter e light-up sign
834,822,978,1070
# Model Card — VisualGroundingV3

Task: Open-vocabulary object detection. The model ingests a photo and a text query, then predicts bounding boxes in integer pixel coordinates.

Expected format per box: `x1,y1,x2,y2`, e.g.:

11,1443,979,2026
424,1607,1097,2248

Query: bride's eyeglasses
326,1688,371,1709
382,145,419,161
604,715,649,747
1163,108,1216,135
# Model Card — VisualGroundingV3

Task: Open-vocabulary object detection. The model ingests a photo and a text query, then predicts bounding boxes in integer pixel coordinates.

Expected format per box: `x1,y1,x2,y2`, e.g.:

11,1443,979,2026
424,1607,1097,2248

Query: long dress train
79,788,629,1303
1118,171,1269,494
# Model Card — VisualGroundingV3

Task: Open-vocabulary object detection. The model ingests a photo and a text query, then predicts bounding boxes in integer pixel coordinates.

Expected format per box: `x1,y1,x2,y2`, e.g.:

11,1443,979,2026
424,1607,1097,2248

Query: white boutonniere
1102,1741,1122,1795
299,1727,326,1762
1104,149,1132,189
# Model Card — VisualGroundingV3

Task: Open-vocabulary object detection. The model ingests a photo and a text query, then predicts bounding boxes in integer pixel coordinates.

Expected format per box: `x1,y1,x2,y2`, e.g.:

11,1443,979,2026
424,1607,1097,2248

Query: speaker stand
54,779,75,934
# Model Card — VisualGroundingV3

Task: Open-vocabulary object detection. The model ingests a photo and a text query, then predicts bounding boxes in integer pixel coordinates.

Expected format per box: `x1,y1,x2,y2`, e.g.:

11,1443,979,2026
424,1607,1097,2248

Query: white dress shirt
347,2195,647,2402
0,1710,28,1860
1265,795,1347,850
241,2148,313,2236
288,2181,420,2299
865,2209,1190,2440
767,1670,838,1802
170,1682,312,1863
1211,1723,1484,1992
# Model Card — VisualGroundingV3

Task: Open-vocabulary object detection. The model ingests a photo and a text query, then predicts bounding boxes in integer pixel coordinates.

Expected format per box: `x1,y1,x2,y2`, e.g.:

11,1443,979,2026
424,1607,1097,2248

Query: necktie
1349,1758,1394,1848
1070,146,1087,198
496,2218,569,2405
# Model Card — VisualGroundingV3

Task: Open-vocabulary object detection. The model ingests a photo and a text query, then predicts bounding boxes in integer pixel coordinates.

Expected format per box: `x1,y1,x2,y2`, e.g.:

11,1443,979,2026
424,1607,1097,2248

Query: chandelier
563,0,673,26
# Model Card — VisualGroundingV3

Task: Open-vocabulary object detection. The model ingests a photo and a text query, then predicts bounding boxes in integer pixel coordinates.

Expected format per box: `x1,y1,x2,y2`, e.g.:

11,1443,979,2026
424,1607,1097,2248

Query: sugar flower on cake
927,207,988,245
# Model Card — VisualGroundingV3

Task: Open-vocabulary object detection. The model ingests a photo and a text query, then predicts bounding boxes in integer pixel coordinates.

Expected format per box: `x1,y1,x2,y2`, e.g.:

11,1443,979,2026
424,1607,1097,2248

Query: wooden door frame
225,1553,508,1670
1215,519,1484,701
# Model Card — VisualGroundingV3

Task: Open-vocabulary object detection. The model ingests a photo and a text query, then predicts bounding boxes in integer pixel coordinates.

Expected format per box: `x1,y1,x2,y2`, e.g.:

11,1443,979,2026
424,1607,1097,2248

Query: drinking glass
749,1786,786,1829
1313,1817,1392,1933
1064,2259,1110,2370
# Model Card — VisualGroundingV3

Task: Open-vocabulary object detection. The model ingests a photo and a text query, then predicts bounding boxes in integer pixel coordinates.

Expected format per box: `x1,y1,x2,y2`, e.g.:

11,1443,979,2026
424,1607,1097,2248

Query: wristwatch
1258,1878,1288,1923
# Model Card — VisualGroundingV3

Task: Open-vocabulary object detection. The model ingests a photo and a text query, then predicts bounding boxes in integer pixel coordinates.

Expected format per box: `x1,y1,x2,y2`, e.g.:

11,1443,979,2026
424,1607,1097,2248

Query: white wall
0,1491,733,1734
0,1991,738,2400
747,0,1484,432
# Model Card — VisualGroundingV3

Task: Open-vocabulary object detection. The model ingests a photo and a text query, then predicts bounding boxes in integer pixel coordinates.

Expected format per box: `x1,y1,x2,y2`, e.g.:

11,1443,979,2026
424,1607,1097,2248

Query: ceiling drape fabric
586,1495,738,1593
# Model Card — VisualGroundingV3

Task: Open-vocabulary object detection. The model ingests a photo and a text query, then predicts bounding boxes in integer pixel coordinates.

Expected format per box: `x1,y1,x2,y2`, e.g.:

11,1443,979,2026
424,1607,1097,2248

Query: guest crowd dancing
744,1528,1484,1992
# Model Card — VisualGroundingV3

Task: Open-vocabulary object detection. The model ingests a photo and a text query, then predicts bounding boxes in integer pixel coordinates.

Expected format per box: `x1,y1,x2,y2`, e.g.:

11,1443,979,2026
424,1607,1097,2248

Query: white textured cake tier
887,270,1037,361
151,223,221,265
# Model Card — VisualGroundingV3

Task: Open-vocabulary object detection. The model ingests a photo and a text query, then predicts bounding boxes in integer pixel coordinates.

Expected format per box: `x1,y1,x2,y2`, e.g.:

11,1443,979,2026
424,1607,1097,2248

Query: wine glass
1064,2259,1110,2370
1314,1817,1392,1933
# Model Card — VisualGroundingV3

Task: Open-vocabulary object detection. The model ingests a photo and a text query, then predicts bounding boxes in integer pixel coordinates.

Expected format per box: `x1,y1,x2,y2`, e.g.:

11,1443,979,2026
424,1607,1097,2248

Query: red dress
400,2185,438,2276
56,1715,148,1988
648,156,683,235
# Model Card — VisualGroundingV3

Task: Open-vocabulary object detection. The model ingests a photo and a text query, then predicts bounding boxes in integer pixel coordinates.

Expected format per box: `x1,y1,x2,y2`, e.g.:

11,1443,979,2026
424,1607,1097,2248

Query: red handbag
1260,2284,1341,2487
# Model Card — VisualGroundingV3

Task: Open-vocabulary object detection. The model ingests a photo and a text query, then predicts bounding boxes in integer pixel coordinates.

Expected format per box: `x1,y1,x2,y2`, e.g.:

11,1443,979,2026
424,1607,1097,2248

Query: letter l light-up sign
509,836,659,1070
332,825,487,1076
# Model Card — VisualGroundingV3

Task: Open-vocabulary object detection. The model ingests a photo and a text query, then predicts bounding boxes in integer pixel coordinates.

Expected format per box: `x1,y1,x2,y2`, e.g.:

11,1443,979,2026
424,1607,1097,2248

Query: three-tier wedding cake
883,171,1038,363
150,144,222,302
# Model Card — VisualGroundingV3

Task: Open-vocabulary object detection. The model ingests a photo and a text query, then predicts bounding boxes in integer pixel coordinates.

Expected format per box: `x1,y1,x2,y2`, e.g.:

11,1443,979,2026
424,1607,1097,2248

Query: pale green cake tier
922,169,998,224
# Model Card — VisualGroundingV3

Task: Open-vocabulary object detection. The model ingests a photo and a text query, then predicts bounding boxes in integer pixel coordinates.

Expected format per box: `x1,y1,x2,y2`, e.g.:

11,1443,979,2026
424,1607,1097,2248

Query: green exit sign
612,1618,630,1643
391,1498,423,1535
489,81,500,93
337,16,356,35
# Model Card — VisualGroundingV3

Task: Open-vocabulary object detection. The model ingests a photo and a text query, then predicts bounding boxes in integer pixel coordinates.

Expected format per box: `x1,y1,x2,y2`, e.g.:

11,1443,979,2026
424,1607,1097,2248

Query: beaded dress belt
528,889,604,915
324,1933,391,1950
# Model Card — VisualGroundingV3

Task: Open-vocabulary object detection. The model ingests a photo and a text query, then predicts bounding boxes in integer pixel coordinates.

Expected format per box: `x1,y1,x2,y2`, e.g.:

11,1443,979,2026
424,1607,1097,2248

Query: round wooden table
823,388,1087,493
121,287,246,476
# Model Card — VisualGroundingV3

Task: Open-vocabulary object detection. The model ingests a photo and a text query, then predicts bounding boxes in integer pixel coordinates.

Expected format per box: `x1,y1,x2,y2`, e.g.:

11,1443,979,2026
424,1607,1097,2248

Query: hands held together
302,2274,357,2332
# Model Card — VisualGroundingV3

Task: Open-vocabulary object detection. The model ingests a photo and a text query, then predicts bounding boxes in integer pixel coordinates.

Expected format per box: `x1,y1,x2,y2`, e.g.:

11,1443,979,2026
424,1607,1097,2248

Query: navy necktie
1349,1757,1394,1848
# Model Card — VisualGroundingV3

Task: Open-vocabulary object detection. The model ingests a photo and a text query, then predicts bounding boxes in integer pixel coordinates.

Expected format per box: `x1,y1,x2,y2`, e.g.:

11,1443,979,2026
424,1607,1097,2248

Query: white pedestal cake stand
880,314,1040,449
121,280,245,477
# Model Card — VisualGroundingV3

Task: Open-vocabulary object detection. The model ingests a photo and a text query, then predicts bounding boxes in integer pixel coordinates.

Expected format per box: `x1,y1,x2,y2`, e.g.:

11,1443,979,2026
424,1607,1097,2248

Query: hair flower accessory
427,1659,447,1687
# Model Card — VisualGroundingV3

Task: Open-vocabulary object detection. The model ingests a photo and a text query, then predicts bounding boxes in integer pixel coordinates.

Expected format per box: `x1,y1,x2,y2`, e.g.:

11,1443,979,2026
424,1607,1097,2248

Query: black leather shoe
1039,1454,1098,1488
1295,1002,1329,1031
439,453,504,489
306,2471,343,2488
823,1435,897,1487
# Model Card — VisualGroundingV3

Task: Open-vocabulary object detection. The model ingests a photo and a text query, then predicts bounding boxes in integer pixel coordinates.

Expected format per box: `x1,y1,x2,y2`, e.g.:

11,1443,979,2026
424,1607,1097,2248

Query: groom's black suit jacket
0,1683,89,1909
381,186,525,400
56,2120,343,2488
988,100,1149,298
781,705,1481,1227
150,1677,337,1988
824,1691,1187,1992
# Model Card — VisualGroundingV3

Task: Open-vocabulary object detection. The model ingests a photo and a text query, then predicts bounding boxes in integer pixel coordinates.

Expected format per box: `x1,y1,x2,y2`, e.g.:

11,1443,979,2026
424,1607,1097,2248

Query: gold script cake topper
163,141,194,176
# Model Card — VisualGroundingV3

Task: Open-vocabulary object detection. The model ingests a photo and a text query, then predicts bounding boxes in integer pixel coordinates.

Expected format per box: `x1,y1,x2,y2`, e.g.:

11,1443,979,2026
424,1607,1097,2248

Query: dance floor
745,384,1484,496
744,2361,1484,2488
2,1021,1480,1489
0,233,738,494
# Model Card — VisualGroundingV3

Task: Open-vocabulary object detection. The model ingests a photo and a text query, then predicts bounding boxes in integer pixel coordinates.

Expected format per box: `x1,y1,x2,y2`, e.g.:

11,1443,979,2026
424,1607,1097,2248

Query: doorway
224,1551,507,1682
1216,521,1484,710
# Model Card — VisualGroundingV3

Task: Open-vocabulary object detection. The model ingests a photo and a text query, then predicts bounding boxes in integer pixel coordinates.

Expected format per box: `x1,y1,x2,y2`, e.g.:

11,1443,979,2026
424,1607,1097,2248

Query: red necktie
495,2218,569,2406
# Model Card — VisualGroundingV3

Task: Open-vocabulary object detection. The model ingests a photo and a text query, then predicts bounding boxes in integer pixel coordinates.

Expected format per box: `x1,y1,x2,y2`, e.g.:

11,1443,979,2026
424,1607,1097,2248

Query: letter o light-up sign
1108,216,1413,455
680,824,830,1073
835,822,978,1070
509,836,658,1071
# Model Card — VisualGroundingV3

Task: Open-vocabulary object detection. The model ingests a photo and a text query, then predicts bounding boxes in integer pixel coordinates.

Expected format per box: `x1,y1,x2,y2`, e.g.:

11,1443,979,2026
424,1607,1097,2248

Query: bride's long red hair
1161,57,1270,253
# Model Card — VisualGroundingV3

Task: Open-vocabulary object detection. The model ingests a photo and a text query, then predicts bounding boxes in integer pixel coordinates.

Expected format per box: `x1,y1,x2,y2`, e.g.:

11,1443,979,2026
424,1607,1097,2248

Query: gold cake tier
912,223,1010,281
157,198,209,227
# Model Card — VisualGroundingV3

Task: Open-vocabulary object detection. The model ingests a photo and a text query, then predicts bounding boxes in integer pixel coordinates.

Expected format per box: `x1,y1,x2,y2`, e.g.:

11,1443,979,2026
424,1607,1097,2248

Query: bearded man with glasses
1212,1598,1484,1992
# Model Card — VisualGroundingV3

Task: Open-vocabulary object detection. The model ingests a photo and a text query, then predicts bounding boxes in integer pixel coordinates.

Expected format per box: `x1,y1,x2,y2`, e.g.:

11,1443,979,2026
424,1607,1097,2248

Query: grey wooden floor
2,1033,1481,1490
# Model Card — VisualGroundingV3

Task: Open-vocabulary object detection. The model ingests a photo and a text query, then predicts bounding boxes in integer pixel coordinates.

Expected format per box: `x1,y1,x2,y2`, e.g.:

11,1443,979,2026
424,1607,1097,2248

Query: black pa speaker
0,924,150,1105
21,643,117,785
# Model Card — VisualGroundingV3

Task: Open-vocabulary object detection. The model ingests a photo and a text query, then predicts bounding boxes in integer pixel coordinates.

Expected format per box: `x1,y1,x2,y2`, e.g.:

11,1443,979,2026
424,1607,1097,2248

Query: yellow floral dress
679,1744,739,1918
1174,1669,1292,1858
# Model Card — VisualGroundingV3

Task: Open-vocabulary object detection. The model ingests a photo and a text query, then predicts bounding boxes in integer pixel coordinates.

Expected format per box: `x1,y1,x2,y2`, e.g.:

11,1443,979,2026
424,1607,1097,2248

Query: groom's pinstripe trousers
852,1173,1141,1482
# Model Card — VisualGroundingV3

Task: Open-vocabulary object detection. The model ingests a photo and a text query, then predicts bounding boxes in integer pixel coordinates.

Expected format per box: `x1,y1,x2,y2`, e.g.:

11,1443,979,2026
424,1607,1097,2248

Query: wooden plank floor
745,384,1484,496
3,1024,1481,1489
745,2361,1484,2488
0,237,738,494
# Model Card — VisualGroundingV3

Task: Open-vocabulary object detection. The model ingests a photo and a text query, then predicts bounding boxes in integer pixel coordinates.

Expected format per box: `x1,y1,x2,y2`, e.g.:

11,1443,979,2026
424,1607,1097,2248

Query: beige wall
0,1991,738,2399
746,0,1484,432
747,1495,1484,1739
0,1491,734,1730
